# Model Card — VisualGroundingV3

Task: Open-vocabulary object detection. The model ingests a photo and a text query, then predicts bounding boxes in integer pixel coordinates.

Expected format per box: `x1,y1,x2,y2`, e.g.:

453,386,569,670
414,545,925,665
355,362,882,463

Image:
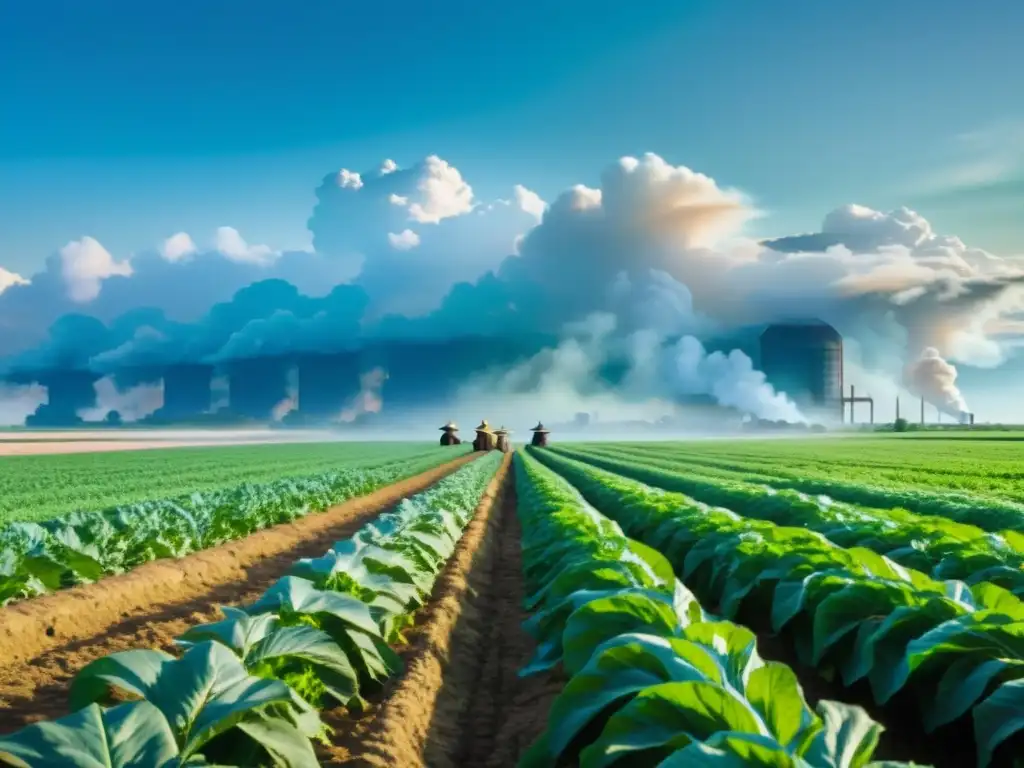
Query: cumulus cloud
160,232,197,262
59,237,133,303
309,155,535,316
0,267,29,295
213,226,276,264
514,184,546,221
387,229,421,250
404,155,474,224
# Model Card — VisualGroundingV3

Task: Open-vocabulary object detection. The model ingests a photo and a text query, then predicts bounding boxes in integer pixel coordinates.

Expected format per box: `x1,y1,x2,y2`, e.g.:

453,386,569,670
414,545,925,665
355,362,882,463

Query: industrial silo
759,321,843,416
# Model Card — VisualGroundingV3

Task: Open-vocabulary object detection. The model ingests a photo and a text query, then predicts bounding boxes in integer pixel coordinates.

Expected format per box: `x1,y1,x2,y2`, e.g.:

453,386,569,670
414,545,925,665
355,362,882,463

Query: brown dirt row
320,453,562,768
0,452,477,733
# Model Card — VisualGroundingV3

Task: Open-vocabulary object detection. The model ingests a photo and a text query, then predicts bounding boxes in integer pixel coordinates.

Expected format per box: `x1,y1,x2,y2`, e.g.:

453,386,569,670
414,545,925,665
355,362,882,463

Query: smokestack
895,396,900,421
970,413,975,426
920,396,925,425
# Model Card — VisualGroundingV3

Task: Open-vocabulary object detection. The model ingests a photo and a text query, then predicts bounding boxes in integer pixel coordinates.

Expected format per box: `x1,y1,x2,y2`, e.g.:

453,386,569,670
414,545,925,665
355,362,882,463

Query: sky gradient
2,0,1022,274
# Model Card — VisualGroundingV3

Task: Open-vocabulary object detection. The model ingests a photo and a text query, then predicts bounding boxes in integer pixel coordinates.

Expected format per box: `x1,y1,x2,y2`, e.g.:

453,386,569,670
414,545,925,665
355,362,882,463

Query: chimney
970,413,975,426
920,396,925,425
896,396,900,421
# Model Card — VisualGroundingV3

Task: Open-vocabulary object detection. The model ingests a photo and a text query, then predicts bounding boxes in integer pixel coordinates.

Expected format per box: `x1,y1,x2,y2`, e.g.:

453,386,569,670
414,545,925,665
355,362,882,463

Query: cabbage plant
532,447,1024,767
514,452,905,768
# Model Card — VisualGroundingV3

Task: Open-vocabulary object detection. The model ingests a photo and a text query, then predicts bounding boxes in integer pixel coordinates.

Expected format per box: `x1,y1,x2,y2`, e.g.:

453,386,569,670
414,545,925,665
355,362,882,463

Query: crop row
533,447,1024,767
0,441,461,523
0,451,504,767
569,442,1024,530
553,444,1024,596
514,450,904,768
0,448,467,606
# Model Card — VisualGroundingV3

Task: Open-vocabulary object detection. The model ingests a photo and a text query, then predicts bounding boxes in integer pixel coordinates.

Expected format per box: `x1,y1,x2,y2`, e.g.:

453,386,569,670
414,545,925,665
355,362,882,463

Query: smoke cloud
338,367,387,422
903,347,969,417
2,151,1023,426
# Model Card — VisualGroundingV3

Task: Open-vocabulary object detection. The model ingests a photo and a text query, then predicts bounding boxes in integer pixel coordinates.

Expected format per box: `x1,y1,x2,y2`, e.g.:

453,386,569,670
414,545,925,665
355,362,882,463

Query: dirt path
0,453,477,733
319,453,560,768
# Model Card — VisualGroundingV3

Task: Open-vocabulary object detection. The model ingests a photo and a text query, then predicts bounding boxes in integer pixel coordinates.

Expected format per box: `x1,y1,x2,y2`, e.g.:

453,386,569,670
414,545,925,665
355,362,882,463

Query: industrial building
759,321,844,416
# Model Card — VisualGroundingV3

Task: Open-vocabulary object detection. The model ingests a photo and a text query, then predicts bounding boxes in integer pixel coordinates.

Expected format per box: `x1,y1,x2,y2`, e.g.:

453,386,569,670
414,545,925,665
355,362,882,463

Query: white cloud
336,169,363,189
514,184,546,221
380,159,398,174
59,236,132,302
388,193,409,206
405,155,474,224
387,229,421,251
160,232,197,262
0,266,29,295
213,226,276,264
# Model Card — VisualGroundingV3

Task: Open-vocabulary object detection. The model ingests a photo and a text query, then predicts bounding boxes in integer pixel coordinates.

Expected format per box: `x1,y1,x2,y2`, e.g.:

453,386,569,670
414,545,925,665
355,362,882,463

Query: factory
758,320,844,418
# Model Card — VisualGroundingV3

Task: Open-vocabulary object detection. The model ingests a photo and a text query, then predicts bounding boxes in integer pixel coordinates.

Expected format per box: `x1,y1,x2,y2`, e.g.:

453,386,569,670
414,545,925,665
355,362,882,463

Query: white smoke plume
338,367,387,422
77,377,163,423
210,375,230,412
903,347,969,417
271,366,299,421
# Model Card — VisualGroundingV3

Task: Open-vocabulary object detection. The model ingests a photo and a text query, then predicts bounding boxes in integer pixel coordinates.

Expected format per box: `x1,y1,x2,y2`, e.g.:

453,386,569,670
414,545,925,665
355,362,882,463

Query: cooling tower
25,369,100,426
226,356,290,420
297,352,361,418
759,321,843,412
162,364,213,418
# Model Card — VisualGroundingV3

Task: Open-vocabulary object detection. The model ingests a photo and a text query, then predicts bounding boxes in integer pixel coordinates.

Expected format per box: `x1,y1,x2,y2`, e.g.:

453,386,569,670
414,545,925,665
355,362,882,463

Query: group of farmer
438,420,549,452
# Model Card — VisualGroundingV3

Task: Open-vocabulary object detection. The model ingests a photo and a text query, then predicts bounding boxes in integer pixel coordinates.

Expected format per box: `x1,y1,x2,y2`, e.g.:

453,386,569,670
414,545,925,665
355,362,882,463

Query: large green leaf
879,613,1024,704
578,680,764,768
922,656,1024,732
536,633,723,762
656,731,798,767
745,662,821,752
176,607,278,657
811,582,918,665
973,678,1024,768
681,622,763,692
242,576,381,636
69,641,321,763
803,700,883,768
249,623,361,706
561,592,681,676
0,701,182,768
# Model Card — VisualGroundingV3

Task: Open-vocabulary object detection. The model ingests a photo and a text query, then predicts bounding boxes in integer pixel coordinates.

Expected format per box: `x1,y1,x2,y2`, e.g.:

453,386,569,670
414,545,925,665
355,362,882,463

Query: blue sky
1,0,1022,275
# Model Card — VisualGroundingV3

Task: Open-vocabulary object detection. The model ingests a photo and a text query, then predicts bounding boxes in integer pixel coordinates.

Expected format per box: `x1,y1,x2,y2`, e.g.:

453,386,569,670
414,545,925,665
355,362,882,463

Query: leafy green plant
533,447,1024,766
67,640,323,766
514,451,906,768
0,446,466,605
0,451,504,767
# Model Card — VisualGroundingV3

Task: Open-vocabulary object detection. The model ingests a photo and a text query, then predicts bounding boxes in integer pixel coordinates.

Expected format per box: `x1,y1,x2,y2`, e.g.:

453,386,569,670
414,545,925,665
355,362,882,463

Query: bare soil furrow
0,453,476,733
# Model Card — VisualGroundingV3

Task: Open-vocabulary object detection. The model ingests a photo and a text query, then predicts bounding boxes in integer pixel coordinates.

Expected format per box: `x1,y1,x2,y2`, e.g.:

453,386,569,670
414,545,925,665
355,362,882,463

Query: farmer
439,421,461,446
529,422,550,447
473,419,496,451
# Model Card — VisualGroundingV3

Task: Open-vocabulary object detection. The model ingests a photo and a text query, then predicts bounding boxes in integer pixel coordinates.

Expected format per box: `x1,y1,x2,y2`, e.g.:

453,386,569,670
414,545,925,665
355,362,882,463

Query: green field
566,434,1024,501
0,441,451,523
